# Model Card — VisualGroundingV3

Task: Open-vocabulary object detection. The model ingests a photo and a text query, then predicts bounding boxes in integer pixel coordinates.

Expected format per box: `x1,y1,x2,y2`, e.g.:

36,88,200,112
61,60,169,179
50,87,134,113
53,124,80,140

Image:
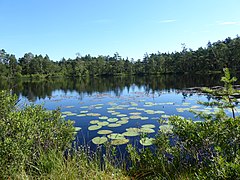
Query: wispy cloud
218,21,239,25
158,19,176,23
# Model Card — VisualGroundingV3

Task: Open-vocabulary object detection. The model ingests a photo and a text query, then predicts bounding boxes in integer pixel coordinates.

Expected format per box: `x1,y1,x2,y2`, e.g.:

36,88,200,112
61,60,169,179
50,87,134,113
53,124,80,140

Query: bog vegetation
1,36,240,78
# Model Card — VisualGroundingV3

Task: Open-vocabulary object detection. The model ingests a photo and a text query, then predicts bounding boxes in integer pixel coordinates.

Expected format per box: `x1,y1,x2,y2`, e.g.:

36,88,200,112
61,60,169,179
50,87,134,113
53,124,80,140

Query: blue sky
1,0,240,61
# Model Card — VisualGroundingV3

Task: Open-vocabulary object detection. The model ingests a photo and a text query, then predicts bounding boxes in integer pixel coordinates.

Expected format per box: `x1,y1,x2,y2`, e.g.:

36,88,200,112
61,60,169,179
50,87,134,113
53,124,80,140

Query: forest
1,36,240,78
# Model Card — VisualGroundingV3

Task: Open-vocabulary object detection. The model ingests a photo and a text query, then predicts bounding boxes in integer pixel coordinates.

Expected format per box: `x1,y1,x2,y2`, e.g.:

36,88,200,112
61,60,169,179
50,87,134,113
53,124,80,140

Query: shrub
0,90,75,178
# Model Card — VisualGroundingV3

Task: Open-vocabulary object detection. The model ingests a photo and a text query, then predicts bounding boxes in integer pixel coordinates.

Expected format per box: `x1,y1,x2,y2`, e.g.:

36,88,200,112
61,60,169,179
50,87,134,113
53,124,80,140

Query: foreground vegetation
0,90,128,179
1,36,240,78
0,69,239,179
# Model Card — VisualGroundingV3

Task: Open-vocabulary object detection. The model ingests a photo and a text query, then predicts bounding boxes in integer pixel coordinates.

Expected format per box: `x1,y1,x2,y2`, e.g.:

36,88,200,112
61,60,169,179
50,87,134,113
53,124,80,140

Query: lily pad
111,138,129,145
62,111,73,114
140,128,155,133
80,110,88,113
80,106,89,109
65,105,74,108
126,128,140,133
107,133,125,140
120,117,129,121
97,121,109,126
145,110,155,114
90,120,100,124
99,116,108,120
141,124,155,129
155,110,165,114
76,114,87,117
129,112,141,115
122,131,139,137
87,113,101,117
116,120,129,125
140,117,149,120
92,137,108,145
116,114,127,117
140,137,155,146
97,130,113,135
88,125,102,131
129,115,142,119
108,123,121,128
107,118,118,122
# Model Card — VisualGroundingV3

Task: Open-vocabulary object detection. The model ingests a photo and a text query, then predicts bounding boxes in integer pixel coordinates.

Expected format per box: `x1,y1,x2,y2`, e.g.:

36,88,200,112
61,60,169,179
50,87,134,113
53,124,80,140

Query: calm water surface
1,74,238,149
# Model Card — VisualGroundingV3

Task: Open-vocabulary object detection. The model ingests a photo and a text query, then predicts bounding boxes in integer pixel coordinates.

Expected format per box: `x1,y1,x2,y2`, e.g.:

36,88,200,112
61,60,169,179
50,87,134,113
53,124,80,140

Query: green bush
127,69,240,179
0,90,75,178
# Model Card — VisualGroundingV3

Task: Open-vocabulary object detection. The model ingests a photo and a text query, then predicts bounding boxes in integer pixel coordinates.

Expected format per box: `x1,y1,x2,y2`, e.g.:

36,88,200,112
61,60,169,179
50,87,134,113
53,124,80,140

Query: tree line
1,35,240,78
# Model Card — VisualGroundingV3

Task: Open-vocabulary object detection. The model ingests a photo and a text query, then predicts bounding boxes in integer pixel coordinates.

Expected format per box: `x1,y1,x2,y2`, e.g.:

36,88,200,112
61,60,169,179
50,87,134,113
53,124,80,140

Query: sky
1,0,240,61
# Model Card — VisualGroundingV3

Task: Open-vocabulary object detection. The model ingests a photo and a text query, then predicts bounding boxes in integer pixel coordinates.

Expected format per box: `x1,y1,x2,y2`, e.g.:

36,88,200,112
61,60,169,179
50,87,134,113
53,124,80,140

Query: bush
127,69,240,179
0,90,75,178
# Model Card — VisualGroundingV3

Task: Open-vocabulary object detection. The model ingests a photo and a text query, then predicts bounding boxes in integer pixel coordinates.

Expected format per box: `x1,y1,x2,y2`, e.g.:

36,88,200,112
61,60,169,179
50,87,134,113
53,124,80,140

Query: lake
0,74,238,149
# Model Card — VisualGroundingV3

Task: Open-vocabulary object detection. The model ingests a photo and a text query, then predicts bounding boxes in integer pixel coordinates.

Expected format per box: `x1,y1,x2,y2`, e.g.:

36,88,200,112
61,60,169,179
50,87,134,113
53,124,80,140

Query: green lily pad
67,113,77,116
144,110,155,114
140,128,155,133
88,125,102,131
141,124,155,129
90,120,100,124
65,106,74,108
87,113,101,117
111,138,129,145
99,116,108,120
61,115,67,118
107,110,115,113
62,111,72,114
155,110,165,114
140,117,149,120
129,115,142,119
126,128,140,133
95,107,102,109
97,130,113,135
111,112,121,115
80,110,88,113
136,108,145,111
108,123,121,128
120,117,129,120
107,133,125,140
140,137,155,146
92,137,108,145
76,114,87,117
80,106,89,109
116,120,129,125
116,114,127,117
97,121,109,126
107,118,118,122
176,108,185,112
122,131,139,137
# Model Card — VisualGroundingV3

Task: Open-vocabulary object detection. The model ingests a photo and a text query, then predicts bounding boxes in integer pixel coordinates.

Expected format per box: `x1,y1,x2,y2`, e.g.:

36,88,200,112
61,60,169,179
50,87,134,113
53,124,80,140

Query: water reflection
0,74,224,102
